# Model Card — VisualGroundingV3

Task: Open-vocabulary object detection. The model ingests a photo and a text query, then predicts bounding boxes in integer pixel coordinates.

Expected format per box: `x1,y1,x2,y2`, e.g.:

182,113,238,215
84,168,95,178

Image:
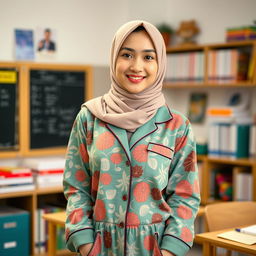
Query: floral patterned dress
63,105,200,256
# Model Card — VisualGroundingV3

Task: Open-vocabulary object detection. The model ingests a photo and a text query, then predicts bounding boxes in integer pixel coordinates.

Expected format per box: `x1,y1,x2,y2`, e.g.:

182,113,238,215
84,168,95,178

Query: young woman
63,20,200,256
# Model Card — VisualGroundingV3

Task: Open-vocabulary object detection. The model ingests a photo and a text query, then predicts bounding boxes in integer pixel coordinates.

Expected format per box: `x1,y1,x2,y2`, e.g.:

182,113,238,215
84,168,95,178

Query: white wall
2,0,256,65
127,0,256,44
0,0,129,65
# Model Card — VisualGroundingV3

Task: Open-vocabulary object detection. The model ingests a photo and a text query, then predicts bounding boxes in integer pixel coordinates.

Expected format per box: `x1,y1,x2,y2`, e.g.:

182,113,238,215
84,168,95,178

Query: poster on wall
14,29,34,60
35,27,57,60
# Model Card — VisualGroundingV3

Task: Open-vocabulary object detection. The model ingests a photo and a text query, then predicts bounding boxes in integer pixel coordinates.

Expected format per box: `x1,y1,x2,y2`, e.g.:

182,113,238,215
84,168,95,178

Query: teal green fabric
64,105,200,255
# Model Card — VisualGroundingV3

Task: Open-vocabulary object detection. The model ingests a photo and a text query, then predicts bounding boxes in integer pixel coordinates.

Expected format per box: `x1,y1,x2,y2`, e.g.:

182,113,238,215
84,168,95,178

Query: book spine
0,176,33,185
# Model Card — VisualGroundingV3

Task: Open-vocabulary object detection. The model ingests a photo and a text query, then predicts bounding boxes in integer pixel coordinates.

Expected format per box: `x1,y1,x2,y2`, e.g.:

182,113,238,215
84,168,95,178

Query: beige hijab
84,20,166,131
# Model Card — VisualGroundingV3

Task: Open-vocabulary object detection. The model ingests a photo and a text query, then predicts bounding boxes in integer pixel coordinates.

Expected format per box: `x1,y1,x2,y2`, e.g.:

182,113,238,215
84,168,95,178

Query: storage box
0,206,30,256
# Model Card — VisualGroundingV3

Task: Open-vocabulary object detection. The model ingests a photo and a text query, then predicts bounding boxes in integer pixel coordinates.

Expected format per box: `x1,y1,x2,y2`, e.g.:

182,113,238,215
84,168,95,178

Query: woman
63,20,200,256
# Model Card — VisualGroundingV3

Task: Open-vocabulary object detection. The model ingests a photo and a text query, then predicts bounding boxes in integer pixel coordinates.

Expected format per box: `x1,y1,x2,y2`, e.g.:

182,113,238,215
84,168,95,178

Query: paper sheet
217,231,256,245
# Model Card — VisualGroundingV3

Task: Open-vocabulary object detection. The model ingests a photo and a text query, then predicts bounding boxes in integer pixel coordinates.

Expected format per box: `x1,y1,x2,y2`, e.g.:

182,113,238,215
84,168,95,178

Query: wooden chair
204,201,256,256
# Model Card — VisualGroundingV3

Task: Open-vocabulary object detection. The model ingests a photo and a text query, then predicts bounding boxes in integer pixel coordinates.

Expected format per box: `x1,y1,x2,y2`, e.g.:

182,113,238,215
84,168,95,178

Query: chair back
205,201,256,232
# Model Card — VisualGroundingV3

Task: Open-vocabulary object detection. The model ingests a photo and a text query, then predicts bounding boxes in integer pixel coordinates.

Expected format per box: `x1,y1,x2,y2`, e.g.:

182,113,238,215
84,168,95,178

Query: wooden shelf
163,82,256,89
0,190,34,199
0,186,64,199
35,186,64,195
207,156,256,166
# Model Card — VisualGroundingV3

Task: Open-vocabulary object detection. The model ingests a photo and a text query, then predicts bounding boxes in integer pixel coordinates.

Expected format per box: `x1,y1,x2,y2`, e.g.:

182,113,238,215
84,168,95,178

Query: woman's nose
130,58,143,72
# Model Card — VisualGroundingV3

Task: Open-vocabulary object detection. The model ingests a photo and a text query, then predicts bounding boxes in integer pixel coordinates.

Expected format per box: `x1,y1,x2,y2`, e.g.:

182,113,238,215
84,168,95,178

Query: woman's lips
126,75,145,83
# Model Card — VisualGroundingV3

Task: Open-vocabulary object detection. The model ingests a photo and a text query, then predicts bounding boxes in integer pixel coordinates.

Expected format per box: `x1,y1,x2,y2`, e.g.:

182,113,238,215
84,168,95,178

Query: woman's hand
161,249,175,256
79,243,93,256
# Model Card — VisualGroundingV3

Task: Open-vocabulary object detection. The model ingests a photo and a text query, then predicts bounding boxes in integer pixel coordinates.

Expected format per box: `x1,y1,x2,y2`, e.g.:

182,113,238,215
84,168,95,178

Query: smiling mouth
126,75,145,83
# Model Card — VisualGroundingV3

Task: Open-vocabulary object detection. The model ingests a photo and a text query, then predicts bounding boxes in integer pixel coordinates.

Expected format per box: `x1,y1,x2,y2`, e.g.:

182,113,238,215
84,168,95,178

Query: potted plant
157,23,173,46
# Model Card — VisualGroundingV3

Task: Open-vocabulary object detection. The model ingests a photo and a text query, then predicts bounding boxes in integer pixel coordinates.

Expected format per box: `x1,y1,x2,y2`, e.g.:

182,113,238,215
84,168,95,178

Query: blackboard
0,69,18,149
30,69,85,149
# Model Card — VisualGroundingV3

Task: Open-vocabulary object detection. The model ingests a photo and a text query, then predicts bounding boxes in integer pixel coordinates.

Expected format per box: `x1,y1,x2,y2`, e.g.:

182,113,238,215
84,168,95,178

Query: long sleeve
63,109,95,252
161,120,201,256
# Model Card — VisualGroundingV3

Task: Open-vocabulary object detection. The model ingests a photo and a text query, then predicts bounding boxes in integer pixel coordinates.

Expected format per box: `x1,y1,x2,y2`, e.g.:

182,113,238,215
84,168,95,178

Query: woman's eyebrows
120,47,156,53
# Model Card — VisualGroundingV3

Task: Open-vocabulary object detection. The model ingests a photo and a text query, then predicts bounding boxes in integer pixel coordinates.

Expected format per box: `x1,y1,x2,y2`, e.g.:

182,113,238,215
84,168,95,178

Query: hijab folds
84,20,166,132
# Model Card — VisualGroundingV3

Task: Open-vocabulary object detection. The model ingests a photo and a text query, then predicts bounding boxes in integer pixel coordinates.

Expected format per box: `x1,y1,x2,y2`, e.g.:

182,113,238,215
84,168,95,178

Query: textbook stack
233,167,252,201
35,205,65,254
226,25,256,41
208,48,251,83
22,157,65,188
0,166,35,193
165,52,204,83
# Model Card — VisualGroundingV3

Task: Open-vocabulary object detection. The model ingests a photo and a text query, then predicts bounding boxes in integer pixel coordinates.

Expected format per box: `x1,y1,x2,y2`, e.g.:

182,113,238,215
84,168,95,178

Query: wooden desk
196,228,256,256
43,212,75,256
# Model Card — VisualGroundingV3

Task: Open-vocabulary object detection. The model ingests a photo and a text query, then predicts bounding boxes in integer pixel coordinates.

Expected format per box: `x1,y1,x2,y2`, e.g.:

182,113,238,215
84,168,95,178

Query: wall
2,0,256,65
127,0,256,44
0,0,129,65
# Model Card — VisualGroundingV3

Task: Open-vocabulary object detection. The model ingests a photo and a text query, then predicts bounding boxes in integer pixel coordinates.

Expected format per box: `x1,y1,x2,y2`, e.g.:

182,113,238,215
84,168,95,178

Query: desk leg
202,242,211,256
48,222,56,256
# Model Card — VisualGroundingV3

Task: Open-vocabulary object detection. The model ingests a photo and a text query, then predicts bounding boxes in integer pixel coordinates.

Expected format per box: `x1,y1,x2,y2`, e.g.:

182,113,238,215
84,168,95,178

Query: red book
33,168,64,175
0,167,32,174
0,171,32,178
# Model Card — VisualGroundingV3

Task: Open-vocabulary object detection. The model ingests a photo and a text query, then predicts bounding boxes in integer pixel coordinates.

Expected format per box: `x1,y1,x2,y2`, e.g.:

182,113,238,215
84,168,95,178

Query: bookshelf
165,40,256,87
165,40,256,207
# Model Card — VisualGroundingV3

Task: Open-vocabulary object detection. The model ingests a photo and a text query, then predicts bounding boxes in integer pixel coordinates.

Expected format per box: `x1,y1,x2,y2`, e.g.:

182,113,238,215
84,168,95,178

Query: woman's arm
63,108,95,252
161,119,201,256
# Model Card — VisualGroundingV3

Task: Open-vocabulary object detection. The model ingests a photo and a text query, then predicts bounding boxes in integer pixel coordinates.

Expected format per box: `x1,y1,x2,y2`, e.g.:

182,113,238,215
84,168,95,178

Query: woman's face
115,30,158,94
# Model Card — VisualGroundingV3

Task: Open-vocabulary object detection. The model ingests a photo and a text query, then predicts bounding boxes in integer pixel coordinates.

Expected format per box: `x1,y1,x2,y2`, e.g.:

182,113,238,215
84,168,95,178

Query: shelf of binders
164,40,256,88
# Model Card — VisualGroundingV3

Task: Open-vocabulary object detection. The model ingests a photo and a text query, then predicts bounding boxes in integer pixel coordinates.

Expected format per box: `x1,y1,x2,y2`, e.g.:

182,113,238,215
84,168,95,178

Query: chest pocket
146,143,174,187
147,142,174,160
147,142,174,173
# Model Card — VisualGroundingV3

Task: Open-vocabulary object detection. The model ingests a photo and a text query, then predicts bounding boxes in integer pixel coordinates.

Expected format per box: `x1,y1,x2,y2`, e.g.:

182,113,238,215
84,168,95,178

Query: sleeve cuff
161,234,190,256
66,228,95,252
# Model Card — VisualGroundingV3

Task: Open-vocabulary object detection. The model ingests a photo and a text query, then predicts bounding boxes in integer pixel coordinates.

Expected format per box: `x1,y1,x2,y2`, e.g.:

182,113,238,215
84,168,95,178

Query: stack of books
35,205,65,254
0,166,35,193
165,51,204,83
208,48,251,83
22,158,65,188
226,26,256,41
233,167,252,201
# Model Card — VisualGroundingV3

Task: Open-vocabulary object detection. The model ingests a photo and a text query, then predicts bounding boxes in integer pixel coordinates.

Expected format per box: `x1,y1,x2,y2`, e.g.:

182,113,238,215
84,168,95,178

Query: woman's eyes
145,55,155,60
122,53,132,58
121,53,155,61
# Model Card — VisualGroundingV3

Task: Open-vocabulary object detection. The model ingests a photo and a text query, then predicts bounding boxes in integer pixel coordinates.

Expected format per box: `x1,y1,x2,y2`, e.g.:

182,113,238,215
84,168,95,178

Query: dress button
125,161,130,166
122,194,127,201
119,222,124,228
